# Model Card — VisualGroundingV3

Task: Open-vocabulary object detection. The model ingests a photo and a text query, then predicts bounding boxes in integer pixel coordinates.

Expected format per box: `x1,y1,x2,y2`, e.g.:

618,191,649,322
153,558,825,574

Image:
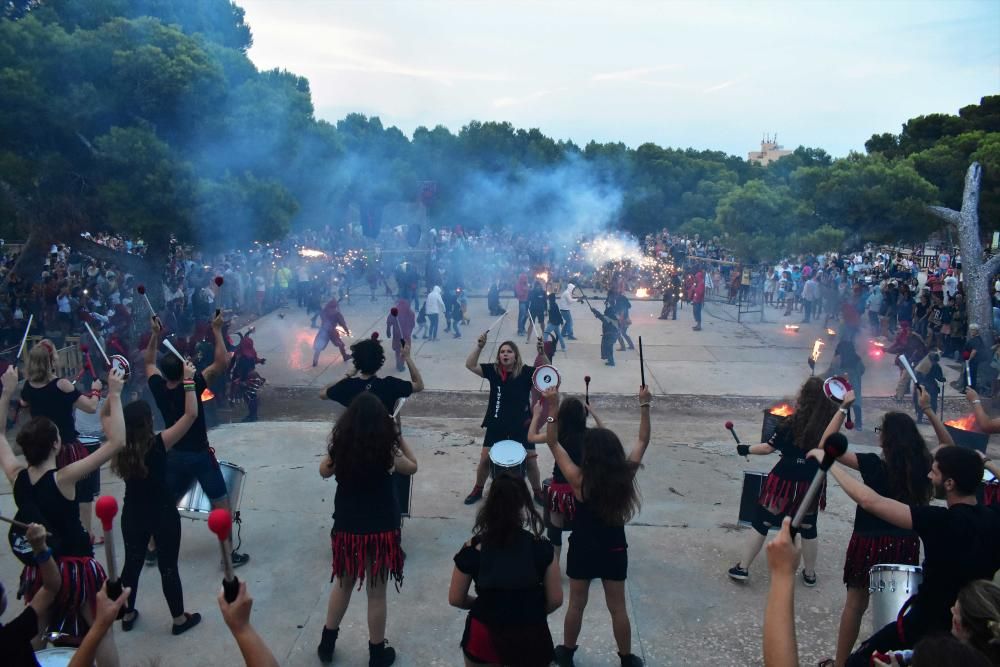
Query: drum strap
208,447,220,469
895,595,915,644
526,452,538,459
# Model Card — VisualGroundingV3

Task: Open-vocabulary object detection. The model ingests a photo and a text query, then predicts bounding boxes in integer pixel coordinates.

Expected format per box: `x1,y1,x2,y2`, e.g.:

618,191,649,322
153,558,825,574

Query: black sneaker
620,654,644,667
369,639,396,667
802,570,817,587
231,551,250,568
728,564,749,581
171,612,202,636
464,487,483,505
554,645,577,667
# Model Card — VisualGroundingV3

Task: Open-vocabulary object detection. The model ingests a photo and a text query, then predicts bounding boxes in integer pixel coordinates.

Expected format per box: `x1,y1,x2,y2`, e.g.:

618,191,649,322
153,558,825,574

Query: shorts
166,448,228,502
753,505,817,539
566,538,627,581
483,428,532,451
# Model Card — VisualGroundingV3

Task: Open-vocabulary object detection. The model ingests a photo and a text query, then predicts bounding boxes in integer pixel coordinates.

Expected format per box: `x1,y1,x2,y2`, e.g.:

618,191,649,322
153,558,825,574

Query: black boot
317,626,338,663
554,644,577,667
620,653,644,667
369,639,396,666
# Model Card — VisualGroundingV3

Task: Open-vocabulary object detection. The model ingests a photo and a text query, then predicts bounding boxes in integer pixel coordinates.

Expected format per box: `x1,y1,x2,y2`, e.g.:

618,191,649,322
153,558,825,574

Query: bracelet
839,407,850,416
34,548,52,564
639,402,651,408
973,399,982,405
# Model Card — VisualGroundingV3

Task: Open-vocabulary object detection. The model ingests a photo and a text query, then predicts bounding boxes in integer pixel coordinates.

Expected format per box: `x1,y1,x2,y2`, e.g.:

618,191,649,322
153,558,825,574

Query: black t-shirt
552,431,583,484
853,453,917,537
453,530,553,625
768,427,817,484
148,373,208,453
0,606,40,667
910,503,1000,628
123,434,172,509
326,376,413,413
480,364,535,435
332,468,400,534
21,379,81,443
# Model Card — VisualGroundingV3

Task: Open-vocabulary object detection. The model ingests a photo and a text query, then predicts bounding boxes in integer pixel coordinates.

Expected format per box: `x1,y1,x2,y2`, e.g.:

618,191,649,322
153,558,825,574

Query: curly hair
113,401,155,481
878,411,932,505
349,338,386,375
327,392,398,484
785,376,839,451
473,475,544,548
580,428,641,525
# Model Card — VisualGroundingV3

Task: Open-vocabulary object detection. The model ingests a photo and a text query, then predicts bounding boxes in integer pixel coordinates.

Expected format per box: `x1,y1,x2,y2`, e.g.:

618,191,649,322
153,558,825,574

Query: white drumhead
532,364,561,392
110,354,131,378
36,648,77,667
824,376,850,403
985,469,997,483
490,440,526,467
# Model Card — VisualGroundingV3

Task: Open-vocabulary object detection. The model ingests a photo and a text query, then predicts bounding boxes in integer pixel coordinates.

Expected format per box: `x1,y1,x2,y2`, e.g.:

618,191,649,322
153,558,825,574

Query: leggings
120,502,185,618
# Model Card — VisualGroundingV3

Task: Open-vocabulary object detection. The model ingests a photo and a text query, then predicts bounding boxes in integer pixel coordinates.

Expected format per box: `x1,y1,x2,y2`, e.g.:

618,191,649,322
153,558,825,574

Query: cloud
703,80,736,93
591,64,682,82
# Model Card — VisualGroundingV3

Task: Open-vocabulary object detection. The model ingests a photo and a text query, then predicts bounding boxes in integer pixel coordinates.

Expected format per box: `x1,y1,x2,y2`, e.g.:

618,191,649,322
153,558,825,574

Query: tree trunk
928,162,999,353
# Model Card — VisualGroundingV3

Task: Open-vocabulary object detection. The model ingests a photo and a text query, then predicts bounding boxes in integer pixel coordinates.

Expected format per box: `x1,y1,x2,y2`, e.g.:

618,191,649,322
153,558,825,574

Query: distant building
748,134,793,166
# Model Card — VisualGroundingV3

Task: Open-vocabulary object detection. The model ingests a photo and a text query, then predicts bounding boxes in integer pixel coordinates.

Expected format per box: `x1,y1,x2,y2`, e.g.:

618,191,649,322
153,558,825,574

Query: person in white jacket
558,283,577,340
424,285,445,341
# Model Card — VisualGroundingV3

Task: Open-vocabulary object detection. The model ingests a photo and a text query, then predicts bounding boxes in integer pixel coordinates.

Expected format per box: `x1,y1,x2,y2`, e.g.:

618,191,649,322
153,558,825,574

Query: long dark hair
557,396,588,444
580,428,641,525
473,475,544,547
327,392,398,483
113,401,155,481
787,377,839,451
878,412,932,505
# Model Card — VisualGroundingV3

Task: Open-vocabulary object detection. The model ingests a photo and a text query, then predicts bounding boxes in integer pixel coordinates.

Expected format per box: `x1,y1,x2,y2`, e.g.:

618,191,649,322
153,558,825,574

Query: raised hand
1,364,18,394
107,368,125,395
183,360,196,380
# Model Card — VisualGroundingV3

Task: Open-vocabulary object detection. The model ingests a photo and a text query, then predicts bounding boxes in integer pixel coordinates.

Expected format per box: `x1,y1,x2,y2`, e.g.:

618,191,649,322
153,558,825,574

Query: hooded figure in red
312,298,350,366
386,299,415,372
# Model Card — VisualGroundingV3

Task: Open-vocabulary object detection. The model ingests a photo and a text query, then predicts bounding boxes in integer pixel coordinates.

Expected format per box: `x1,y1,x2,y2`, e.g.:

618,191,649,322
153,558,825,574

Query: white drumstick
899,354,920,387
16,314,33,360
161,339,186,362
486,312,507,332
83,321,111,366
391,397,407,419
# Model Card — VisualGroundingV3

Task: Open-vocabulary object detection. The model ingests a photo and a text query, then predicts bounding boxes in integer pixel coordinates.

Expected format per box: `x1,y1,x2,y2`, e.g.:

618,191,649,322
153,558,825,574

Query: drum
35,648,77,666
980,468,998,507
177,461,245,518
532,365,560,393
869,564,922,632
738,471,774,529
393,471,412,518
823,376,852,403
542,477,552,525
489,440,527,479
109,354,131,382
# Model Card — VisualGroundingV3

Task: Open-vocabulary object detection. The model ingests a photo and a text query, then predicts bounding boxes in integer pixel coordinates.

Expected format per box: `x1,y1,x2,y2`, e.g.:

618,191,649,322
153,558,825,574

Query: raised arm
144,316,161,379
202,311,228,386
763,517,800,667
829,463,912,531
465,333,486,377
526,401,547,444
919,385,953,450
161,361,198,450
0,365,26,483
402,341,424,392
817,391,859,470
586,402,605,429
393,436,418,476
965,388,1000,434
69,377,101,414
60,369,126,488
218,582,281,667
628,385,652,464
543,388,583,491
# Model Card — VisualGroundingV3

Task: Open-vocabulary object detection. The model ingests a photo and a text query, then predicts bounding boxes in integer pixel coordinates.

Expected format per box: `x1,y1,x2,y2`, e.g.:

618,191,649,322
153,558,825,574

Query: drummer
464,335,548,505
320,335,424,413
144,313,250,568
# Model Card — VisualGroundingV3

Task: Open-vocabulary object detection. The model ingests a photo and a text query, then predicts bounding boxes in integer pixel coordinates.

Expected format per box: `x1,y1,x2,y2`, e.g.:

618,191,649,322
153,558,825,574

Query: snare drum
868,564,922,632
738,471,773,529
177,461,245,518
35,647,77,666
981,468,998,507
393,471,413,518
109,354,131,382
489,440,527,479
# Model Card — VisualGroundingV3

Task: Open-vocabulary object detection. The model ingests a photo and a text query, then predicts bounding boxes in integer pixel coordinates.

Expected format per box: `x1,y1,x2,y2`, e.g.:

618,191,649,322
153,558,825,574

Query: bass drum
177,461,245,518
35,648,77,667
869,564,922,633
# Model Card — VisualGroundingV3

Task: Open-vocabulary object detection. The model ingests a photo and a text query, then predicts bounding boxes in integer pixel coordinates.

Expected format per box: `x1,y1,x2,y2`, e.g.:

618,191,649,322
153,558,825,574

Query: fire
768,402,795,417
299,248,328,259
811,339,825,362
871,340,885,348
535,272,549,284
826,328,837,336
201,388,215,401
335,325,351,338
944,413,980,432
784,324,800,332
635,288,649,298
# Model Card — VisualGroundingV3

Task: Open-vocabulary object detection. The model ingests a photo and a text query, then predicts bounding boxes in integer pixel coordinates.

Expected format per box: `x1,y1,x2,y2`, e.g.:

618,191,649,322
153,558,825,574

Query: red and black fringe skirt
331,529,404,591
758,474,826,516
56,439,88,468
984,481,999,507
842,533,920,589
19,556,107,637
546,482,576,519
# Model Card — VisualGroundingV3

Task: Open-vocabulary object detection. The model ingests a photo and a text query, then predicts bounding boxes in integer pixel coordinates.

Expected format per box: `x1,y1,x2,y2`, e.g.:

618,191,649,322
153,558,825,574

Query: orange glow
289,329,318,370
201,388,215,401
944,413,980,432
535,272,549,284
826,328,837,336
335,325,351,338
871,340,885,348
811,339,825,362
784,324,800,332
635,288,650,298
769,402,795,417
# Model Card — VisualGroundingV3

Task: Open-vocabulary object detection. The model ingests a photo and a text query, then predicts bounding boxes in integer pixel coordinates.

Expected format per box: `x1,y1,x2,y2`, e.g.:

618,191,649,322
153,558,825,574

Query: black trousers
120,502,185,618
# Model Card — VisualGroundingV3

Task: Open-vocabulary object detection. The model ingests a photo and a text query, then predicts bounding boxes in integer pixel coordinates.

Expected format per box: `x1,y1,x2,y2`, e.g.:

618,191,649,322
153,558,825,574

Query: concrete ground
1,294,992,666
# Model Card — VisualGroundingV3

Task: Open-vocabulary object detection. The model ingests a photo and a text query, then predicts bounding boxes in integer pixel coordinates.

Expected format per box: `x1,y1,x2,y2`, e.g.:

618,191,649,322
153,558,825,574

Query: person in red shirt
689,268,706,331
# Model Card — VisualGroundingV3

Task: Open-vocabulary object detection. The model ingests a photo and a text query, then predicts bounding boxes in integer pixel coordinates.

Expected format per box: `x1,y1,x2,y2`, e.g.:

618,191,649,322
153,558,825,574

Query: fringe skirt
546,481,576,519
843,533,920,589
19,556,107,637
758,474,826,516
331,529,404,591
985,481,999,507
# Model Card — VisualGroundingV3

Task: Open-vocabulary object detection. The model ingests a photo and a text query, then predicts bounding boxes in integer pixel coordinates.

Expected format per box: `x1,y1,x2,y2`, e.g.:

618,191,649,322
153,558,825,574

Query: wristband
737,444,750,457
639,402,651,408
973,399,982,405
839,407,850,416
34,548,52,564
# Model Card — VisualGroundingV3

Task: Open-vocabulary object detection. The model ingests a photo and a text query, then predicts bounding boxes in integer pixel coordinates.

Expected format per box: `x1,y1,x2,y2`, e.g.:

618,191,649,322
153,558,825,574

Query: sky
238,0,1000,158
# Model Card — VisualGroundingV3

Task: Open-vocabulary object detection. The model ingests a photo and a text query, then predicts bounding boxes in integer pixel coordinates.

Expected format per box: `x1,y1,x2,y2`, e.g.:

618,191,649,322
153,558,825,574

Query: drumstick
391,396,407,419
136,285,161,327
94,496,123,600
638,336,646,388
208,509,240,603
214,276,224,310
725,421,748,461
486,312,507,333
898,354,921,391
16,314,33,361
790,433,848,536
83,321,111,368
161,338,187,363
584,375,591,404
0,514,53,536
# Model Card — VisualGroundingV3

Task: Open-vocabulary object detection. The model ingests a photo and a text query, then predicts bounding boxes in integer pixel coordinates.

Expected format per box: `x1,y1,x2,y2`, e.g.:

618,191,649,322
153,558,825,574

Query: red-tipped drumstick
214,276,224,313
94,496,123,600
390,307,399,317
208,509,239,602
584,375,591,404
790,433,849,536
136,285,156,320
725,421,748,461
371,331,379,340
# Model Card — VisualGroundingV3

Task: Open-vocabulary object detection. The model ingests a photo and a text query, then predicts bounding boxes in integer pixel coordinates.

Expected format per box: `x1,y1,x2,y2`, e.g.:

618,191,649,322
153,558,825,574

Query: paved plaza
1,294,990,666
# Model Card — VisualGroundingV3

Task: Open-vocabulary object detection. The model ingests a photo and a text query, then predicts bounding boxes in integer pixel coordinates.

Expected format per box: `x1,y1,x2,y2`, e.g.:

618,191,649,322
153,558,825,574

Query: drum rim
823,375,852,402
868,564,923,574
531,364,560,390
216,460,247,472
490,440,527,466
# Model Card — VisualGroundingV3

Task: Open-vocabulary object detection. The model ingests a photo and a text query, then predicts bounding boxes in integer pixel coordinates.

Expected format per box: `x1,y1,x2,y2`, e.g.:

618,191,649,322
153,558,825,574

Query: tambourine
109,354,131,382
823,375,854,429
532,364,561,393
